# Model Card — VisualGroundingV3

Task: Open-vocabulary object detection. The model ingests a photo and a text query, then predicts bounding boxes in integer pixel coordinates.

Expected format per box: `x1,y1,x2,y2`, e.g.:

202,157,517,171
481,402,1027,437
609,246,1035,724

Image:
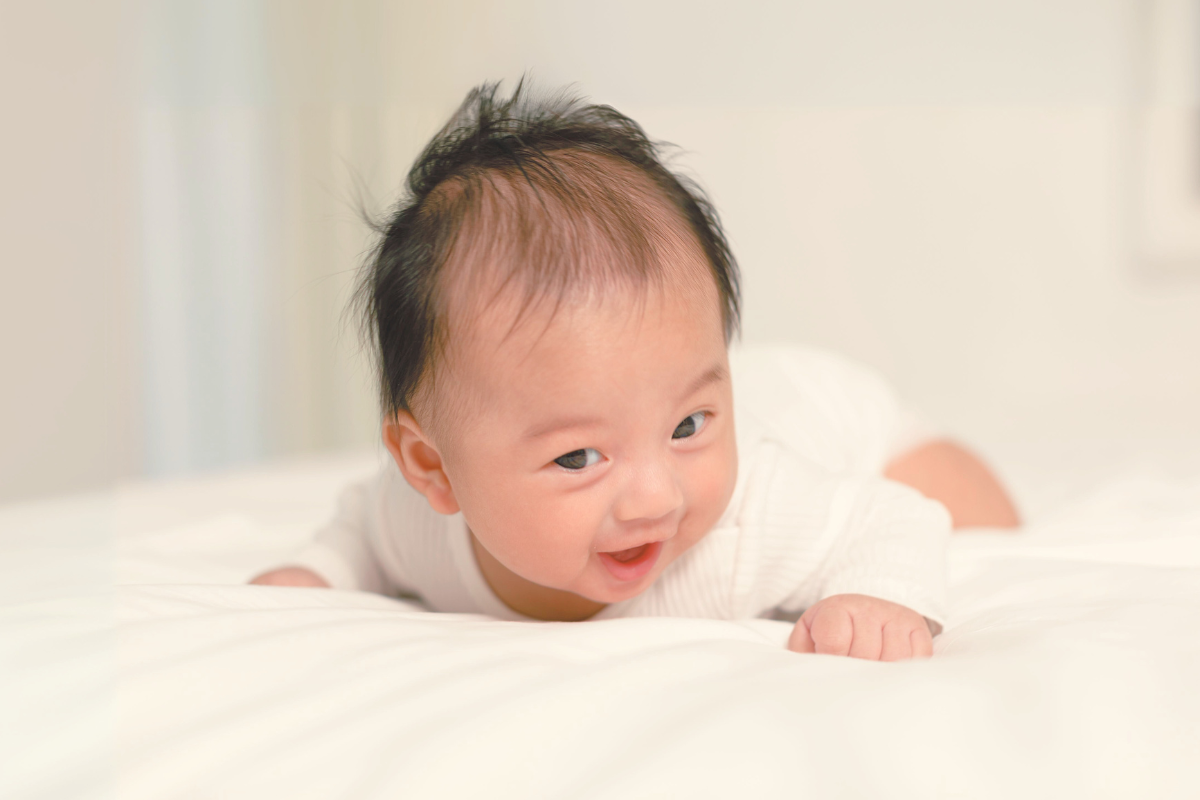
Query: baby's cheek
691,445,737,522
498,493,601,580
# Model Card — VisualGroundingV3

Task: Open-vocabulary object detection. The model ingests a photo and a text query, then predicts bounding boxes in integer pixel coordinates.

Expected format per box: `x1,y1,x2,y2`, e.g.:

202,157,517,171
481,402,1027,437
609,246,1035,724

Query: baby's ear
382,412,460,515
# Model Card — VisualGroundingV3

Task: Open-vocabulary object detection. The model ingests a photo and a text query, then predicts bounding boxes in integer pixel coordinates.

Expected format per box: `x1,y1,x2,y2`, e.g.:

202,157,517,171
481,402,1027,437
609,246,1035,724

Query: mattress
3,447,1199,799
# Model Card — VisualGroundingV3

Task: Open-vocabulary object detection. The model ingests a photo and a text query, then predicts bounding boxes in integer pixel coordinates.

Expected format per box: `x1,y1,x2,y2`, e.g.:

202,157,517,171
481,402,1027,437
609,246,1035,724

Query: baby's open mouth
607,543,650,563
597,540,663,582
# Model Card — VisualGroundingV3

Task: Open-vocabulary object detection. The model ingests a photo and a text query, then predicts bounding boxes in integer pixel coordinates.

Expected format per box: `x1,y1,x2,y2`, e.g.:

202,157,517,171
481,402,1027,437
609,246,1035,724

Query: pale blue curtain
139,1,279,475
138,0,394,477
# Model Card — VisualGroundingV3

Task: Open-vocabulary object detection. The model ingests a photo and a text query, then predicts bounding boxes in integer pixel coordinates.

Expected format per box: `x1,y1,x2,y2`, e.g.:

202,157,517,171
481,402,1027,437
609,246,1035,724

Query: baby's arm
884,439,1020,529
247,473,393,593
249,566,330,587
787,594,932,660
768,450,951,659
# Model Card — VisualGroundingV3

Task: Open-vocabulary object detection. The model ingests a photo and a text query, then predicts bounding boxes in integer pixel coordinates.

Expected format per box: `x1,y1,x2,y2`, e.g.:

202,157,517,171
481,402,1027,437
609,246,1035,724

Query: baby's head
360,81,741,617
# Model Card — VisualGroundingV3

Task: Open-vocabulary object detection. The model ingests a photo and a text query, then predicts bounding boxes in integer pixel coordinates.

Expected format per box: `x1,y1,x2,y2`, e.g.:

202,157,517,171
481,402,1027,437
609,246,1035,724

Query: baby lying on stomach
253,80,1019,660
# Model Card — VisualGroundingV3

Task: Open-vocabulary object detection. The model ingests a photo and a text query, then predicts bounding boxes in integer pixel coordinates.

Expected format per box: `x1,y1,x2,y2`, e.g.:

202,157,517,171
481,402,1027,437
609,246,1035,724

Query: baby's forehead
434,266,725,431
447,253,714,368
418,247,725,445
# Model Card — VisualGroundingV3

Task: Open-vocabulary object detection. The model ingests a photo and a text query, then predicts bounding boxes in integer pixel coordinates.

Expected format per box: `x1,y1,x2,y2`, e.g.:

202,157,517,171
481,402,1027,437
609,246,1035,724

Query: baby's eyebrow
680,363,728,402
524,414,604,441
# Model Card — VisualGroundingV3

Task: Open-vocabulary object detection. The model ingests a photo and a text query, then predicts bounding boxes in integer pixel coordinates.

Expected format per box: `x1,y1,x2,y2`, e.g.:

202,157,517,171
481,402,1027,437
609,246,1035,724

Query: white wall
0,1,140,502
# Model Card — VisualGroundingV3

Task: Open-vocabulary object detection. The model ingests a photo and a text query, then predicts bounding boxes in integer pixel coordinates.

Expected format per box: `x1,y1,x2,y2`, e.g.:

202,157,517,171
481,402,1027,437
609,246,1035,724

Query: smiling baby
252,81,959,660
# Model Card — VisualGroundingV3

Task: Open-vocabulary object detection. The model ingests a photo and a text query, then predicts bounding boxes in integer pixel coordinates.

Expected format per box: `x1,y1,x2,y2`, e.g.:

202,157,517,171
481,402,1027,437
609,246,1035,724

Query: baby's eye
672,411,708,440
554,448,601,471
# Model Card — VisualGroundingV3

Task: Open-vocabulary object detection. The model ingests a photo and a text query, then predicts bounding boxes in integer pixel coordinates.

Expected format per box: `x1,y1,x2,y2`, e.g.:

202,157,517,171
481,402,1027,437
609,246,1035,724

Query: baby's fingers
847,617,883,660
910,625,934,659
787,619,816,654
808,605,854,657
880,621,914,662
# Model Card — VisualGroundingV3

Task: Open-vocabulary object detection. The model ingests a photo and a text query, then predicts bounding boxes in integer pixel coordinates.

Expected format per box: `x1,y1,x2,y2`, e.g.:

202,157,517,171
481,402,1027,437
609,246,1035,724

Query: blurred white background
2,0,1198,504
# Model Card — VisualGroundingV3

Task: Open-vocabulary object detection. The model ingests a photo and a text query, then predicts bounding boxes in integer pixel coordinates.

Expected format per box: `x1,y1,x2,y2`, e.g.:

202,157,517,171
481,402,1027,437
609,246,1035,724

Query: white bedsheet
3,452,1199,799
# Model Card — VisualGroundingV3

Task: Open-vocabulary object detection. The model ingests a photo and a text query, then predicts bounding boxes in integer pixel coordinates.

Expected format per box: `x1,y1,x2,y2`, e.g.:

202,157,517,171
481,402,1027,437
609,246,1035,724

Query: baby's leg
884,440,1020,529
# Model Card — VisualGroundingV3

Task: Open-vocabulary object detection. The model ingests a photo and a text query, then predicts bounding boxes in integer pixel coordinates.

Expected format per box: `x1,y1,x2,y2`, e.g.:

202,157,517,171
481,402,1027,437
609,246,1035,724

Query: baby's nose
612,459,684,524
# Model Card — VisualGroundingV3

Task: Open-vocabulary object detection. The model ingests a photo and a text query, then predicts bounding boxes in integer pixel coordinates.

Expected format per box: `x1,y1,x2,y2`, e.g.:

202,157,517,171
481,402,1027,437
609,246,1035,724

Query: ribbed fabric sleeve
801,476,950,628
288,467,436,598
288,478,391,594
754,444,951,627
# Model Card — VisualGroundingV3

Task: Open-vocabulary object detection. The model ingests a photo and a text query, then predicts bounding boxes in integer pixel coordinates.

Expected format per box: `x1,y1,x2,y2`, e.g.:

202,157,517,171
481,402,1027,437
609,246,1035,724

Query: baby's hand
249,566,330,588
787,594,933,660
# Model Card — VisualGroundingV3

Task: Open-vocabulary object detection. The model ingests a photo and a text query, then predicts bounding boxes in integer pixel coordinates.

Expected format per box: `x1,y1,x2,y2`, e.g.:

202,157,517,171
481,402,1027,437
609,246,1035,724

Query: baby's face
431,273,737,607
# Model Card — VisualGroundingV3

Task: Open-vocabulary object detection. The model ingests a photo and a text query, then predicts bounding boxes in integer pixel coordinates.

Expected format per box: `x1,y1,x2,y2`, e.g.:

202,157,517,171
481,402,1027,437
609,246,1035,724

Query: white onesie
289,344,950,627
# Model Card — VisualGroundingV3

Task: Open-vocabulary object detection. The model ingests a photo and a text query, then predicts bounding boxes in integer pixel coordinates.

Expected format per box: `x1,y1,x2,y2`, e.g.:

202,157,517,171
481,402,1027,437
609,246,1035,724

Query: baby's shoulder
729,343,903,475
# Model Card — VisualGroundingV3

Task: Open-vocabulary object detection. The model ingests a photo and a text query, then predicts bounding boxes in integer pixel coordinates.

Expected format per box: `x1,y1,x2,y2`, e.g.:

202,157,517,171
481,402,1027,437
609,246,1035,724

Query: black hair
356,78,741,422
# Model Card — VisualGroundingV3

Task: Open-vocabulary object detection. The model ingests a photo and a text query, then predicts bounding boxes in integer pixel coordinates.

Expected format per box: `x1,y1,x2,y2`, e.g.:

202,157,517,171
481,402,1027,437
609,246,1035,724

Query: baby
253,81,1018,660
